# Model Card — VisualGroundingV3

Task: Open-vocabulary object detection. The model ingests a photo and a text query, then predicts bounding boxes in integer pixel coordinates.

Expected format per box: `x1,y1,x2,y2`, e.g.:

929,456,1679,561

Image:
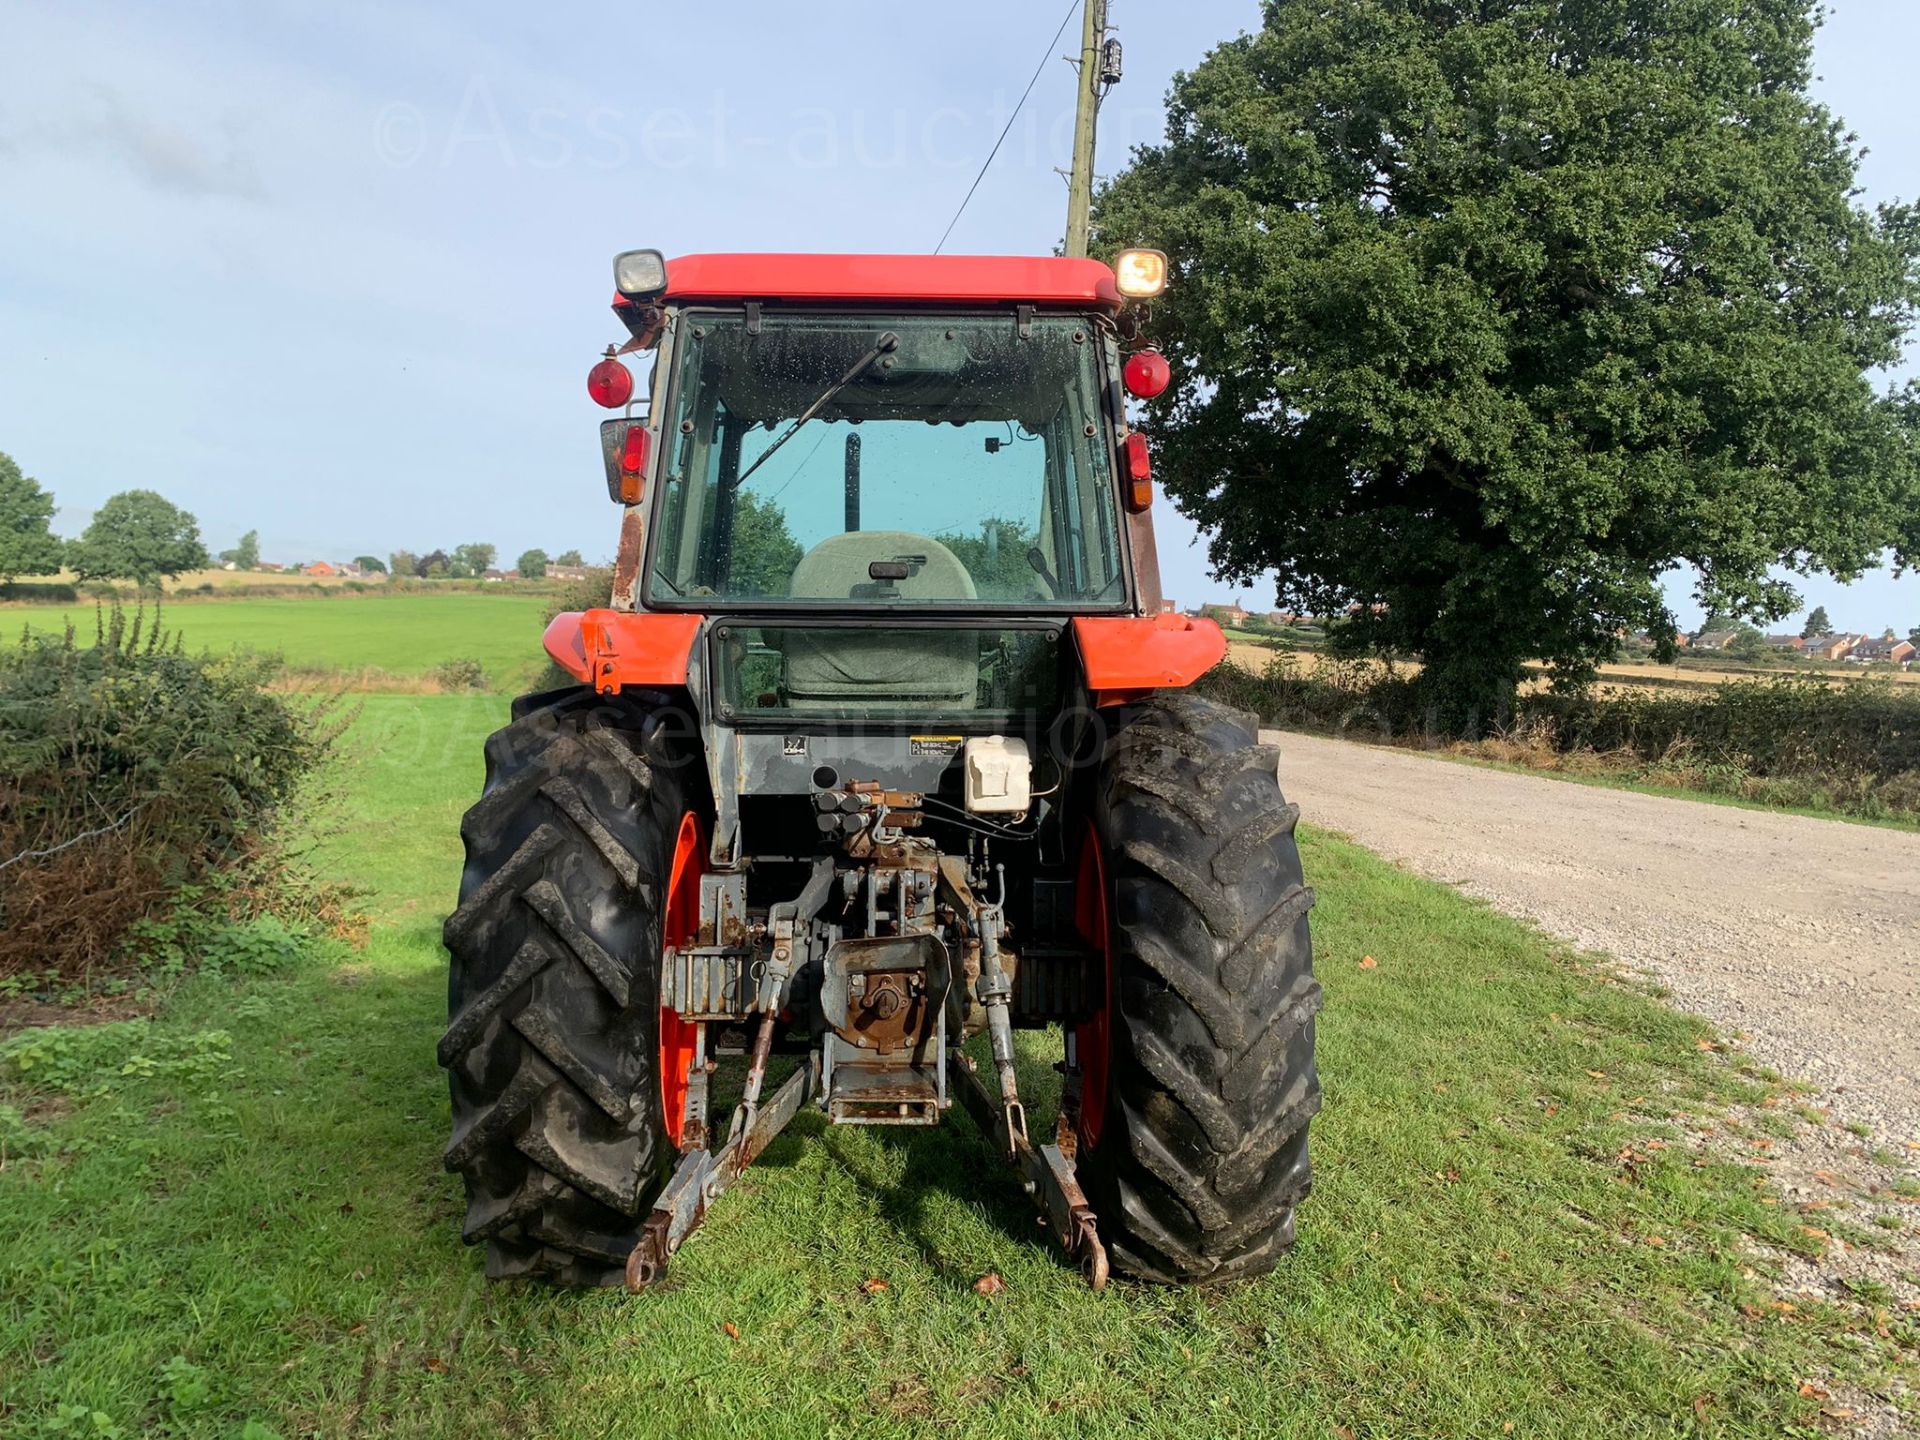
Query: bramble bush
0,605,346,982
430,656,490,691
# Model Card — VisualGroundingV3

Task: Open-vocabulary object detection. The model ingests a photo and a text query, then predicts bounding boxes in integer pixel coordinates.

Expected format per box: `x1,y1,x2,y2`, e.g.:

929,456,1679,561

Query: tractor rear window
647,312,1126,609
715,625,1061,720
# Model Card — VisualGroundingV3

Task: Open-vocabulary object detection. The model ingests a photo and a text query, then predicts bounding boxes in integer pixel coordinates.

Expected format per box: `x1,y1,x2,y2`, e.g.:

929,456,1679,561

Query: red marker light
621,426,649,475
1123,349,1171,399
618,428,650,503
588,356,634,408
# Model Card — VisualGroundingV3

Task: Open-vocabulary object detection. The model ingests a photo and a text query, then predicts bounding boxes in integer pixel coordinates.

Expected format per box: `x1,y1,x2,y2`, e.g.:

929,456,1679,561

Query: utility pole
1064,0,1110,259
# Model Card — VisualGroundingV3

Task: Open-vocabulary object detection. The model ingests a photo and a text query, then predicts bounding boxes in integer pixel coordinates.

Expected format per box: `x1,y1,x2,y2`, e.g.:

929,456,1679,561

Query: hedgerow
1204,653,1920,820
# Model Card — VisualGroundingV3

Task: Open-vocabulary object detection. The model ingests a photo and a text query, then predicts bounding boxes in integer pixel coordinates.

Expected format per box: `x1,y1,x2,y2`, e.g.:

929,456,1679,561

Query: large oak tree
66,489,209,587
1096,0,1920,724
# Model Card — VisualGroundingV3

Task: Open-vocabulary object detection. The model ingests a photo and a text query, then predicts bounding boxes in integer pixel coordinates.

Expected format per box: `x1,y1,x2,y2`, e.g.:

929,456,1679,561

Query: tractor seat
782,531,980,710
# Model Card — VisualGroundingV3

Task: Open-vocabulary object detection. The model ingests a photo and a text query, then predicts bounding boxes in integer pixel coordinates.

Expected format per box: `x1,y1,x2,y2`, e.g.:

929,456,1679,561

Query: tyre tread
438,688,688,1285
1081,689,1320,1284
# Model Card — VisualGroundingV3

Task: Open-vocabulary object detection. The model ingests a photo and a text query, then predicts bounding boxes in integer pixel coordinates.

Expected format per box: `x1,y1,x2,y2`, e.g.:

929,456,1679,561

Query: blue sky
1,0,1913,633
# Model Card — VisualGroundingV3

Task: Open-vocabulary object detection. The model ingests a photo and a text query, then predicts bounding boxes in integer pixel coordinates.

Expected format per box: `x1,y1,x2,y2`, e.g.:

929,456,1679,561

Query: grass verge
0,695,1913,1439
1412,744,1920,834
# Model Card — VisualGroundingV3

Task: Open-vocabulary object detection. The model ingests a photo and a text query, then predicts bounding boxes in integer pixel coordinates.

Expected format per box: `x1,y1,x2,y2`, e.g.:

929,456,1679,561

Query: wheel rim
660,811,705,1149
1073,819,1112,1151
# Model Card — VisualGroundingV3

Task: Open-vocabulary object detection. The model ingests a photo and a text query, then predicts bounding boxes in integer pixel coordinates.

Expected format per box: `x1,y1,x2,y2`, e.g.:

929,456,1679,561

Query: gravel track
1263,729,1920,1146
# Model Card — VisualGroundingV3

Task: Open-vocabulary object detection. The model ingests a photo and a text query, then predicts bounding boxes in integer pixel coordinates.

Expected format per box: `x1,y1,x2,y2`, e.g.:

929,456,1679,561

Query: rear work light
1113,248,1168,299
1123,432,1152,512
613,248,668,300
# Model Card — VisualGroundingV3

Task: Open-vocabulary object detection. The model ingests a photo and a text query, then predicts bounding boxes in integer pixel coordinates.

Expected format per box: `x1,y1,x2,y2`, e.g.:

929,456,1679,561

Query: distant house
336,561,366,579
1158,598,1177,614
1692,630,1739,650
304,561,337,577
1849,636,1916,665
1202,603,1250,627
481,569,520,583
1625,630,1688,652
257,562,285,573
546,564,590,582
1804,634,1859,661
1268,610,1300,627
1762,634,1806,651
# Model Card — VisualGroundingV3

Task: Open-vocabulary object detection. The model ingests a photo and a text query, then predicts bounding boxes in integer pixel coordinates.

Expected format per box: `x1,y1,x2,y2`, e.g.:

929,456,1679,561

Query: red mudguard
1072,613,1227,707
543,610,703,695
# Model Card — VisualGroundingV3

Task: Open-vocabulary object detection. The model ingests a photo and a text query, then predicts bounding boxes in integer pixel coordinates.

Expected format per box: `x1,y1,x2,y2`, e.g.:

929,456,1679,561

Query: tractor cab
643,298,1124,724
595,251,1166,606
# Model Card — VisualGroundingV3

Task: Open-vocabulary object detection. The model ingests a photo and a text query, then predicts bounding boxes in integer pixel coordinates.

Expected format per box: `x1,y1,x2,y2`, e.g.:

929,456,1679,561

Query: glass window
649,313,1125,607
716,625,1061,719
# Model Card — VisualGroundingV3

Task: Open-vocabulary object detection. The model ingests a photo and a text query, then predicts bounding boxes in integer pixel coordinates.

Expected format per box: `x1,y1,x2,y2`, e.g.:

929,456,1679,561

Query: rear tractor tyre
1075,691,1321,1284
438,687,702,1287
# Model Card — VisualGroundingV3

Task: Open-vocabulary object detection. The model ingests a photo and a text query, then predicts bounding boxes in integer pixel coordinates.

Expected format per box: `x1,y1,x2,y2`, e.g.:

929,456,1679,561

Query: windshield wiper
726,332,899,492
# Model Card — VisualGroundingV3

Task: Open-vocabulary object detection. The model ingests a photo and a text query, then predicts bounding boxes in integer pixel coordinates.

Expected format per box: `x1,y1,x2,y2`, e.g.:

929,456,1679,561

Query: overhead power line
933,0,1082,255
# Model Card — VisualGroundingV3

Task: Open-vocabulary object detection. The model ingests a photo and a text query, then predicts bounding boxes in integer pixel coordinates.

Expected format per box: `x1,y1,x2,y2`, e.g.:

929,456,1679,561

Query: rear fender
1071,613,1226,707
543,609,704,695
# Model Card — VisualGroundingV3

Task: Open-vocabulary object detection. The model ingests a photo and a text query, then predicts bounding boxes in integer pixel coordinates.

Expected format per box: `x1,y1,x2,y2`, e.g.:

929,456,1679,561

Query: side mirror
601,418,651,505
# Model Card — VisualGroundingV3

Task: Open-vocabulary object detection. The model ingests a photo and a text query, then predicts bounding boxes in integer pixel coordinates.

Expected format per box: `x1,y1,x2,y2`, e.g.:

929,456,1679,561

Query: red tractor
440,249,1319,1289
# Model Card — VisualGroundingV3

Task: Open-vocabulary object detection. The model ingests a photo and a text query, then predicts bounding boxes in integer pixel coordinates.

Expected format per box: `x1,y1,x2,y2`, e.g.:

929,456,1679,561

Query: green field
3,695,1913,1438
5,594,553,689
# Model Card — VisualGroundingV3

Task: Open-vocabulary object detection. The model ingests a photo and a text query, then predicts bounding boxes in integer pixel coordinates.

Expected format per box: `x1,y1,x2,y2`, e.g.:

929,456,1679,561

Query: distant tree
936,517,1042,599
1726,624,1768,660
516,548,549,580
218,529,260,570
1801,606,1832,638
1885,627,1899,641
389,549,417,578
0,451,66,583
353,554,387,575
453,542,496,577
727,495,803,596
554,549,584,567
67,489,209,585
416,549,450,578
1095,0,1920,726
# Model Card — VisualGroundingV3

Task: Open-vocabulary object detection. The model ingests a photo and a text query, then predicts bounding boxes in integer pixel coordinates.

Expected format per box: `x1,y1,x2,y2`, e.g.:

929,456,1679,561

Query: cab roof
621,253,1124,312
